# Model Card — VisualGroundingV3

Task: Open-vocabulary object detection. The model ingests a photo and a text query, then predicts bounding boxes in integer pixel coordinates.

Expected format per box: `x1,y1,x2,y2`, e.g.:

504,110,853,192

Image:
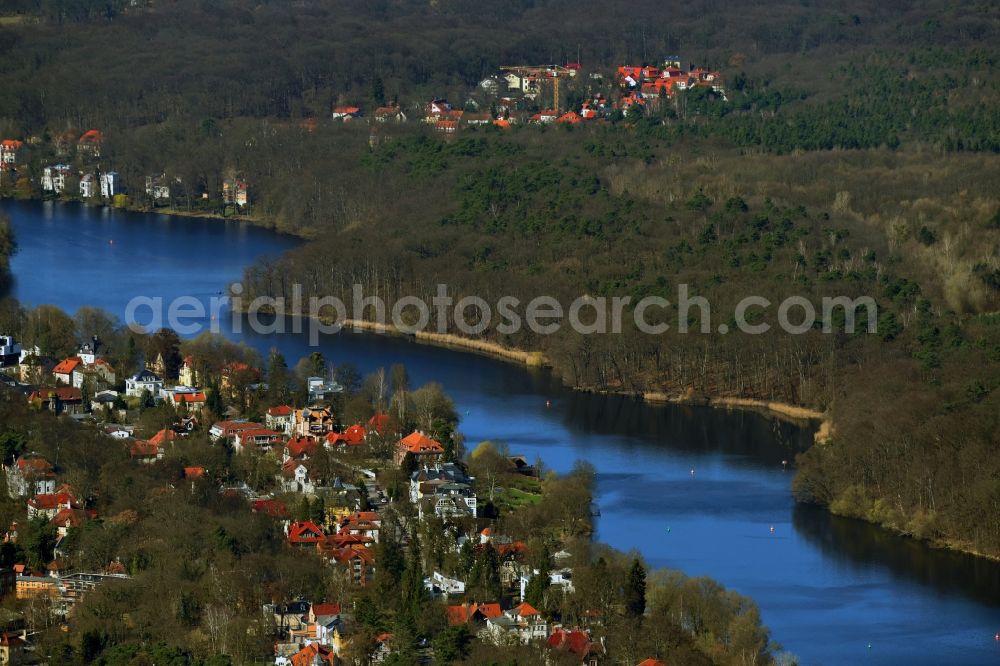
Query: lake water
5,200,1000,665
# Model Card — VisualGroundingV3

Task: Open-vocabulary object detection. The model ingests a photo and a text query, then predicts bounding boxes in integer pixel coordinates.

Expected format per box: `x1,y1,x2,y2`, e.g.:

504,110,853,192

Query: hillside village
0,58,723,219
0,325,700,665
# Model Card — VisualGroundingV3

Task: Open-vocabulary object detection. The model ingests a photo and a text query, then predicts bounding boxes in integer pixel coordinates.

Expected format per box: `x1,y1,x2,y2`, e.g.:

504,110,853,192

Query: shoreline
326,316,832,432
11,199,986,561
312,317,1000,562
0,194,315,240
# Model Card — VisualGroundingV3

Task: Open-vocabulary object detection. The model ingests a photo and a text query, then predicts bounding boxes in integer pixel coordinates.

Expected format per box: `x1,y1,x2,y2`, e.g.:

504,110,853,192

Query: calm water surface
5,200,1000,665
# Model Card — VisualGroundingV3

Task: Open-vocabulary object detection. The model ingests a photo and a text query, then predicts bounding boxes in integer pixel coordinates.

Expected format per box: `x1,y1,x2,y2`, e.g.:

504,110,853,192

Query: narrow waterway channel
6,200,1000,665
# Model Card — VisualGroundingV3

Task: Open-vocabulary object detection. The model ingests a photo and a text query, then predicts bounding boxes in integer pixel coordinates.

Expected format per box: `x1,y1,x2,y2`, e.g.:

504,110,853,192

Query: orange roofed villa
394,431,445,466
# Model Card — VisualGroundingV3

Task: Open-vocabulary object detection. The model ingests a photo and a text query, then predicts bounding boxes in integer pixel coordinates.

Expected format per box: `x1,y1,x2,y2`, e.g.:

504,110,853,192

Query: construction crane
500,65,572,111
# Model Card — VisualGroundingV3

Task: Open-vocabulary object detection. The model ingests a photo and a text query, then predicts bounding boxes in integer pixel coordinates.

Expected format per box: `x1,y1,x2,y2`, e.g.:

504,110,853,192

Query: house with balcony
232,427,283,454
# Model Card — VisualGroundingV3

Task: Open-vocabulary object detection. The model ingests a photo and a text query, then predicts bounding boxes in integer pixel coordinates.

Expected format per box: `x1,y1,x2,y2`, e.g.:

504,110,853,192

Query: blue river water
4,200,1000,665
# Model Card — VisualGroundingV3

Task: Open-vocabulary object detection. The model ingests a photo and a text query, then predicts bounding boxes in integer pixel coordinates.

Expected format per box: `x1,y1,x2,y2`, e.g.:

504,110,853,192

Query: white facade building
42,165,72,193
80,173,96,198
100,171,121,198
125,368,163,398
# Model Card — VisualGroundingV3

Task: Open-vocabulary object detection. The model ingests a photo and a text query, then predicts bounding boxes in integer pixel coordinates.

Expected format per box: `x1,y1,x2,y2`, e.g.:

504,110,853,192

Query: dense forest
0,0,999,573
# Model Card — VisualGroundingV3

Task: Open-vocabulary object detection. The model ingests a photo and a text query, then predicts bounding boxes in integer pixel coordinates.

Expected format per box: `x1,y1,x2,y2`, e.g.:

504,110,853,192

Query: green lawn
503,486,542,508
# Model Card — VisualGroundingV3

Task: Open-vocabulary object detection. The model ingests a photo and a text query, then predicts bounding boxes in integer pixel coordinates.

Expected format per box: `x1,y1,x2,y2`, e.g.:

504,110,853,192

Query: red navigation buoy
995,632,999,641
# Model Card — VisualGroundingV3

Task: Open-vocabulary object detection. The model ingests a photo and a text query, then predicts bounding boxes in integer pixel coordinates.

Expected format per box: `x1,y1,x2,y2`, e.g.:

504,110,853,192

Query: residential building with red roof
365,414,392,435
52,507,88,538
5,455,56,498
288,521,326,547
308,602,342,621
252,498,290,519
285,436,321,460
337,511,381,543
129,439,163,464
395,431,444,466
28,387,83,415
548,627,606,663
53,342,116,390
209,420,263,441
231,427,283,455
434,119,459,134
27,491,79,520
529,109,559,124
318,532,372,553
289,642,336,666
0,139,23,164
167,390,207,410
373,104,407,123
325,423,366,449
484,602,549,644
332,105,362,121
328,545,375,586
424,98,453,121
266,404,294,433
77,129,103,157
148,428,180,448
446,602,503,626
636,660,667,666
52,358,81,384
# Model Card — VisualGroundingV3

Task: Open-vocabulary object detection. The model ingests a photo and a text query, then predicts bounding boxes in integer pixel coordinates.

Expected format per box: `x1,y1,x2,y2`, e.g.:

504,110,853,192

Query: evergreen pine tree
624,557,647,619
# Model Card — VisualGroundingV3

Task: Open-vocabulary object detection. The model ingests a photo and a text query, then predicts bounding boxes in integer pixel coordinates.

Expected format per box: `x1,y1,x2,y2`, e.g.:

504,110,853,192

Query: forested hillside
0,0,999,559
0,0,998,131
